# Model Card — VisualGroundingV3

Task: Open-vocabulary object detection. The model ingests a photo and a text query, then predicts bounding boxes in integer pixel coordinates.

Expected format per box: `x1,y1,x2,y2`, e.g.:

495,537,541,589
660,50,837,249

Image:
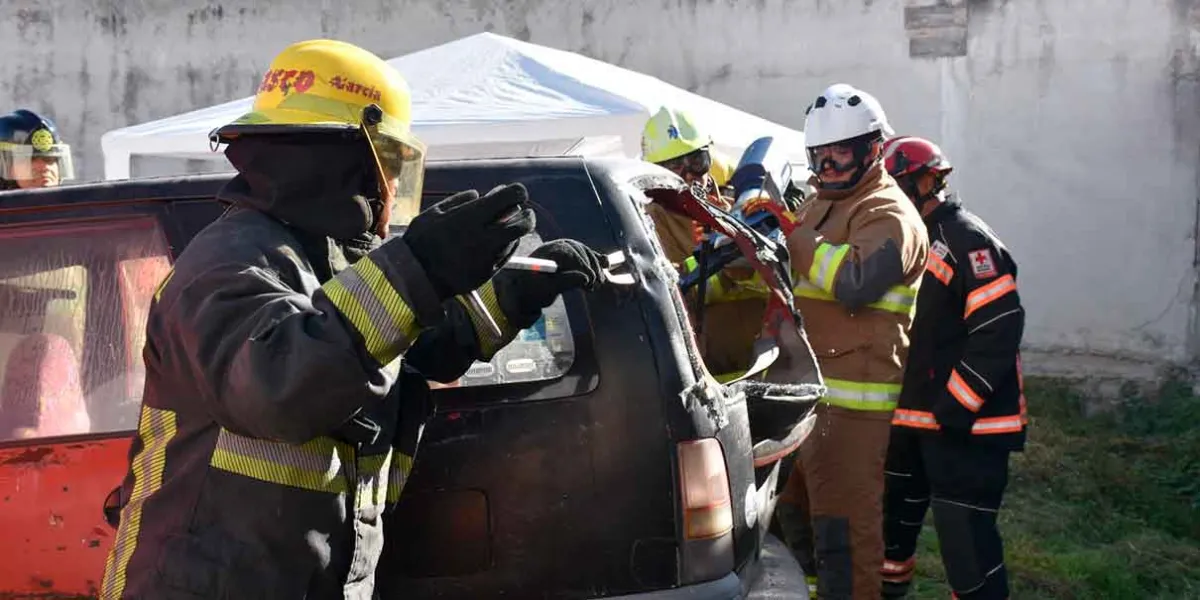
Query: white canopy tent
100,32,807,181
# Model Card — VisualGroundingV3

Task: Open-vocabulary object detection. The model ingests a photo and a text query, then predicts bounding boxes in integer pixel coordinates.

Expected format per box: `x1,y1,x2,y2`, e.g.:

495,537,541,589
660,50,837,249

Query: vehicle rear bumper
599,535,808,600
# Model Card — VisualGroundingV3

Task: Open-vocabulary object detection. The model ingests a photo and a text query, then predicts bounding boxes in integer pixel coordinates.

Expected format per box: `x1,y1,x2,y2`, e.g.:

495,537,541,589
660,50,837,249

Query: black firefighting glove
492,239,607,330
403,183,536,301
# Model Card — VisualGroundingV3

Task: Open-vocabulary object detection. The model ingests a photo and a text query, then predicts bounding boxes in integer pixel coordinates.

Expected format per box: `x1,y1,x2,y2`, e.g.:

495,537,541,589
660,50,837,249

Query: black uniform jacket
893,197,1028,451
100,180,509,599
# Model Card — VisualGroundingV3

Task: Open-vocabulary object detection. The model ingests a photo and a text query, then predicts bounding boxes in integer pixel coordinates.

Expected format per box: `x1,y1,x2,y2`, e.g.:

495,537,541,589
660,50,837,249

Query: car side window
429,232,576,389
0,218,171,442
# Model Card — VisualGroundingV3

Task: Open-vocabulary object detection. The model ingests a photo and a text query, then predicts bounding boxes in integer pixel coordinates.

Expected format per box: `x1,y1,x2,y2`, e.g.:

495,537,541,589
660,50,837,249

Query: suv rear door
378,158,687,598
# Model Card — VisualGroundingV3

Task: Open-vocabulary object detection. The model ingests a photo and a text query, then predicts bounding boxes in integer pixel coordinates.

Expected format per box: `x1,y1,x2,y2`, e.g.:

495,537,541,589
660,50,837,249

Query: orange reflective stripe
972,415,1024,434
881,557,916,583
892,408,939,430
881,557,915,574
926,253,953,285
893,408,1024,435
947,369,985,412
964,274,1016,318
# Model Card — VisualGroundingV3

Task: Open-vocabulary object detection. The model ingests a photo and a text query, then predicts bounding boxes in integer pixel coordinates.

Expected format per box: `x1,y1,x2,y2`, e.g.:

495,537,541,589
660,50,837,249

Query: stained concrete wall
2,0,1199,366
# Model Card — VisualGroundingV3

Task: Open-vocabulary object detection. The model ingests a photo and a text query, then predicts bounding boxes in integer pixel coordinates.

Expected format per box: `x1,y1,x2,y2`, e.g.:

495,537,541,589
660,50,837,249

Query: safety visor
807,132,881,176
0,141,75,184
361,111,427,226
660,146,712,177
806,141,857,173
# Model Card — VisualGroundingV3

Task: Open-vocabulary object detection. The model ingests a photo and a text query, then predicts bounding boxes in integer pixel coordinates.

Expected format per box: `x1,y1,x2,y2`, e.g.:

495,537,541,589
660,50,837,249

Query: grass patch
909,378,1200,599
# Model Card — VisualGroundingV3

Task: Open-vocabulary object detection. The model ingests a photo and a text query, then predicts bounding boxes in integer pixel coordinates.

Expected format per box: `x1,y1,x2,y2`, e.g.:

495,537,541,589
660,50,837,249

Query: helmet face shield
0,141,74,187
363,112,426,226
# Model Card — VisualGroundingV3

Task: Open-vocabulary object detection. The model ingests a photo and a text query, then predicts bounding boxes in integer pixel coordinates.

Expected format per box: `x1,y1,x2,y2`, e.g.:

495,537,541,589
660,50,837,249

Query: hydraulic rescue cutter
641,137,826,469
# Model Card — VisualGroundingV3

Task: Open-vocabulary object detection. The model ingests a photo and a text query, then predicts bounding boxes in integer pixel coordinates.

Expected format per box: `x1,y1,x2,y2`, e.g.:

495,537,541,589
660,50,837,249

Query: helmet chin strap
817,156,877,191
901,175,947,211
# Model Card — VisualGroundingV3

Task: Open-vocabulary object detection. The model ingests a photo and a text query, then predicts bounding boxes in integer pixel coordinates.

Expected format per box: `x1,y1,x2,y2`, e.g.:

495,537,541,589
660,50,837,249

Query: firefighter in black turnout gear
877,136,1027,600
100,39,607,600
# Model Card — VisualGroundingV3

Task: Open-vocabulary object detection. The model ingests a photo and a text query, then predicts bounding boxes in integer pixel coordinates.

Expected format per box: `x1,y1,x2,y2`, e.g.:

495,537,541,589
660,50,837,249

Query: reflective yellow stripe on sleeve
683,255,698,273
793,280,917,317
101,406,178,599
209,428,352,493
457,280,513,360
682,255,770,303
821,377,901,411
322,256,420,365
808,242,851,294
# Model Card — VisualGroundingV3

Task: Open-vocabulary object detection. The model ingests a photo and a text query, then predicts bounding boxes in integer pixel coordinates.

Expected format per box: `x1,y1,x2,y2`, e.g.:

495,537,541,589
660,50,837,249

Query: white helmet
803,83,894,148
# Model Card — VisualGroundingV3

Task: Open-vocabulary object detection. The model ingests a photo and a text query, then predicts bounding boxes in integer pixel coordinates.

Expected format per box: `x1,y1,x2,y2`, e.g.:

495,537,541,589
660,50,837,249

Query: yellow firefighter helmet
641,106,713,164
212,39,427,224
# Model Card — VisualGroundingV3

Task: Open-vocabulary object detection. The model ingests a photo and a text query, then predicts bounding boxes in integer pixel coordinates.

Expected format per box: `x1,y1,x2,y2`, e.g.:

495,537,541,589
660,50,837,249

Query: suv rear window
0,217,171,442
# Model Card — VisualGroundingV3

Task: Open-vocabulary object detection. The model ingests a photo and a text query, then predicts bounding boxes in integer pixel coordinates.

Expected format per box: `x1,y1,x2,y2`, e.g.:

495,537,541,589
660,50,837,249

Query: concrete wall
2,0,1199,365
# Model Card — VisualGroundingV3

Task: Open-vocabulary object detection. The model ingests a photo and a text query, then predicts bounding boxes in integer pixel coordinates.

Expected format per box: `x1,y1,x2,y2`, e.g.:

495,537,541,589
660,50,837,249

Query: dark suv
0,157,807,599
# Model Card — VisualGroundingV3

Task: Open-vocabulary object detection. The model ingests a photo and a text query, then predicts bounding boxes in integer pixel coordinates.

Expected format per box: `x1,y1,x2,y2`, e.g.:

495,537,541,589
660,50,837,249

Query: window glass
0,218,171,441
435,232,576,389
383,229,577,389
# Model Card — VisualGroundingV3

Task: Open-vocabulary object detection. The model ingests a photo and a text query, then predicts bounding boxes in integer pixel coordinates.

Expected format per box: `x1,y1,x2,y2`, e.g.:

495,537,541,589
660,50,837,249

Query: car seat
0,333,91,440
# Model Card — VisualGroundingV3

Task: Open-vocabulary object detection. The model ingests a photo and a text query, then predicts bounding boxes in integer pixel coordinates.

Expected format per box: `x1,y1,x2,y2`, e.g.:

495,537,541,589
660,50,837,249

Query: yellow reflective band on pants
820,377,901,411
457,280,512,360
793,280,917,317
807,242,851,294
321,255,420,365
102,406,179,599
210,429,353,493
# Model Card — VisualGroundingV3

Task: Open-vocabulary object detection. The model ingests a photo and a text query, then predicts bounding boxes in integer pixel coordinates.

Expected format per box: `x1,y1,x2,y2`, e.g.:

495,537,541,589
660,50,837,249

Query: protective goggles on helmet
0,140,75,184
806,132,881,190
659,147,712,178
360,104,427,226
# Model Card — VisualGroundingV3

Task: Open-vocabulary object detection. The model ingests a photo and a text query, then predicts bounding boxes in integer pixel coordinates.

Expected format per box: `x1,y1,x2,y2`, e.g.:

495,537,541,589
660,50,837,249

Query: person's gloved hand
492,239,607,330
403,183,536,300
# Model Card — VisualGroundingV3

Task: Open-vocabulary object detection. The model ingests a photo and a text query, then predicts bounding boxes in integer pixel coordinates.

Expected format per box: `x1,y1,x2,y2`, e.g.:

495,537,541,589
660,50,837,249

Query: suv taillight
677,438,733,540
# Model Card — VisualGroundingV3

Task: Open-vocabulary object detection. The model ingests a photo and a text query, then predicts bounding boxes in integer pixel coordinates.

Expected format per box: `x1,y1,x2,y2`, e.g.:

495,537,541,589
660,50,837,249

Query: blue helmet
0,109,74,189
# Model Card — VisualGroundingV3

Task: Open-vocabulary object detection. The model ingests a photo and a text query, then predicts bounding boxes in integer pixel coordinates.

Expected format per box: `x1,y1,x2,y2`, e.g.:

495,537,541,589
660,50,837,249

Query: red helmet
882,136,952,180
